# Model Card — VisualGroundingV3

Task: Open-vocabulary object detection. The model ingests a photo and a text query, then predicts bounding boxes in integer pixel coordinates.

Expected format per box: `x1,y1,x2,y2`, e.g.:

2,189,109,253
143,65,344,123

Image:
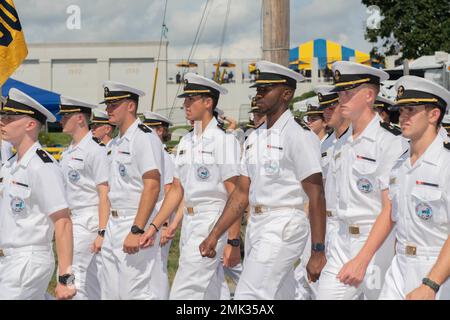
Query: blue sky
14,0,374,59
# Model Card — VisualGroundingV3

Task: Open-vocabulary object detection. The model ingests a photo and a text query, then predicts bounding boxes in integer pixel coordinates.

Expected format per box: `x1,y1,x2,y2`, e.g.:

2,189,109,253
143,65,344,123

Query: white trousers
101,210,159,300
71,208,101,300
235,208,309,300
379,242,450,300
148,232,171,300
0,247,54,300
294,216,339,300
316,221,395,300
169,208,226,300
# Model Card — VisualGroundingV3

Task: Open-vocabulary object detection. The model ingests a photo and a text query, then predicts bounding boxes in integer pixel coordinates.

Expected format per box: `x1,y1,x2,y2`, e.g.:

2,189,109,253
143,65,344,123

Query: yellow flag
0,0,27,86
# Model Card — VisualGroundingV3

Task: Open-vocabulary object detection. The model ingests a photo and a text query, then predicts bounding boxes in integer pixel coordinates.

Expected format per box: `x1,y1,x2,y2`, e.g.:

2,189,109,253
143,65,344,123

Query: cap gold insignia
255,69,260,80
397,85,404,98
334,70,341,82
104,87,110,96
317,93,323,101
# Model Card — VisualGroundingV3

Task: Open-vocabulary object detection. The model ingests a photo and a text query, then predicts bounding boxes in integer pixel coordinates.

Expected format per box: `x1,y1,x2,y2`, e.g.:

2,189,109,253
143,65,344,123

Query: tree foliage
363,0,450,59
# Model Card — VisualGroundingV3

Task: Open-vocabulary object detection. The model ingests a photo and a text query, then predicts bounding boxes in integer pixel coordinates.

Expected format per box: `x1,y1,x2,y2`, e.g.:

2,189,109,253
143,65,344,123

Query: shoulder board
189,127,194,132
107,150,112,156
380,121,401,136
294,116,310,131
255,122,265,129
36,149,53,163
92,136,105,146
7,153,17,161
324,130,334,142
217,124,226,132
138,123,152,133
164,146,169,153
444,142,450,151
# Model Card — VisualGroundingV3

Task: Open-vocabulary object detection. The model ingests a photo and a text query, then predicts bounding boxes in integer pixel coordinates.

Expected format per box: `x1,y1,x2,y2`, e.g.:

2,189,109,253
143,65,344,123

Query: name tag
267,145,283,150
416,180,439,188
356,155,376,162
321,152,327,158
12,181,29,188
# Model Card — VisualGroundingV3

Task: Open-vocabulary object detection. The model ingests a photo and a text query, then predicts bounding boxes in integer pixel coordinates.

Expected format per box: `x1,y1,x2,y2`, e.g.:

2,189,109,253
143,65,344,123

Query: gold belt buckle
187,207,194,215
406,245,417,256
326,210,333,218
254,206,263,214
349,225,360,235
111,210,118,218
0,249,4,257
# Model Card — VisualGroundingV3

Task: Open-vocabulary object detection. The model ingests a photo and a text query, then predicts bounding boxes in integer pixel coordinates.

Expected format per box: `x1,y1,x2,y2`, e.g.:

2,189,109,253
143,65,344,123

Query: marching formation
0,60,449,300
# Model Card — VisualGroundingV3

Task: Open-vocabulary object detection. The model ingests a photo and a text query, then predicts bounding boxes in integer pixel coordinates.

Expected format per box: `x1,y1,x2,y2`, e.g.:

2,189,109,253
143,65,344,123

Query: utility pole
262,0,290,66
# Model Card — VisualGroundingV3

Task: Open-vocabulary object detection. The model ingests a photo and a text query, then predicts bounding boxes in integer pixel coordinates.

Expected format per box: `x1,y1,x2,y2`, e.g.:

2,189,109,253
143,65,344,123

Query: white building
11,42,320,125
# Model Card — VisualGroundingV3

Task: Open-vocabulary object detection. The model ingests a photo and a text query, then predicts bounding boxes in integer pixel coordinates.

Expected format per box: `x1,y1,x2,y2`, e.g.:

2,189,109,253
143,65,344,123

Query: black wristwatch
422,277,440,293
58,273,75,286
131,225,145,235
227,238,241,247
98,229,106,237
311,243,325,252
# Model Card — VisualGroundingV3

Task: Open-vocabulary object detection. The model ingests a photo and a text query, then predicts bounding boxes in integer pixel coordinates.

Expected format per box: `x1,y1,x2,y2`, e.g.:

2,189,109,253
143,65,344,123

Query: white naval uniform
100,119,164,300
170,117,240,300
380,135,450,299
149,147,175,300
0,143,68,299
59,131,109,300
238,109,322,300
317,113,407,300
438,126,449,143
294,130,342,300
1,140,14,166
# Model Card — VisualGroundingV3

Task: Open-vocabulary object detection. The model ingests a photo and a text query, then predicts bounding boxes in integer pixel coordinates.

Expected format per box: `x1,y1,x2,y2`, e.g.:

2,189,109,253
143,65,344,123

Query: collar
349,113,381,143
261,109,292,132
119,118,141,142
17,141,41,169
68,131,92,153
192,117,219,141
420,134,444,167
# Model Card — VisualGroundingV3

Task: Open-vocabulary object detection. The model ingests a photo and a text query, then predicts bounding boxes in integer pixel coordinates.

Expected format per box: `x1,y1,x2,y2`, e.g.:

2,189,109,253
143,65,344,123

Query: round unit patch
68,169,80,183
10,197,26,214
197,166,210,180
415,202,433,220
357,178,373,193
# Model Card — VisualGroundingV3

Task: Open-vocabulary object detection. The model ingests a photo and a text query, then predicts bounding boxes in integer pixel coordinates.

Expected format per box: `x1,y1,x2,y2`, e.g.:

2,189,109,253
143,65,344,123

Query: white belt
110,208,136,218
338,221,373,236
184,204,224,215
0,245,52,257
396,241,442,257
251,206,303,215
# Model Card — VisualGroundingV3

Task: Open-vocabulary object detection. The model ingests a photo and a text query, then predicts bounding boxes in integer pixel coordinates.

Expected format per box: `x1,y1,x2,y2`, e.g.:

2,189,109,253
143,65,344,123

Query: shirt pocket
7,184,32,218
116,153,132,179
67,160,85,184
410,186,446,225
352,157,378,194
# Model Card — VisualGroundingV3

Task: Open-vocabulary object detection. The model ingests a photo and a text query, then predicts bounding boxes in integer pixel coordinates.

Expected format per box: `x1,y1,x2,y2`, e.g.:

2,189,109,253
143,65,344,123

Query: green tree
363,0,450,59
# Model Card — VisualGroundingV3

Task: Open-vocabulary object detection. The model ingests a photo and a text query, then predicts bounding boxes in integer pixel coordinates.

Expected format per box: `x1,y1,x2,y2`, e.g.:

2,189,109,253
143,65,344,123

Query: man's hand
140,227,157,249
199,235,219,258
223,245,241,268
55,283,76,300
406,284,437,300
306,251,327,282
123,233,141,254
91,235,104,254
160,224,176,246
337,256,370,287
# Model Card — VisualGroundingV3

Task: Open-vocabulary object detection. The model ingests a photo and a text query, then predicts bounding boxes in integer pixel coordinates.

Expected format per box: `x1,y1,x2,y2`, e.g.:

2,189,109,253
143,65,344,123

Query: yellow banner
0,0,27,86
